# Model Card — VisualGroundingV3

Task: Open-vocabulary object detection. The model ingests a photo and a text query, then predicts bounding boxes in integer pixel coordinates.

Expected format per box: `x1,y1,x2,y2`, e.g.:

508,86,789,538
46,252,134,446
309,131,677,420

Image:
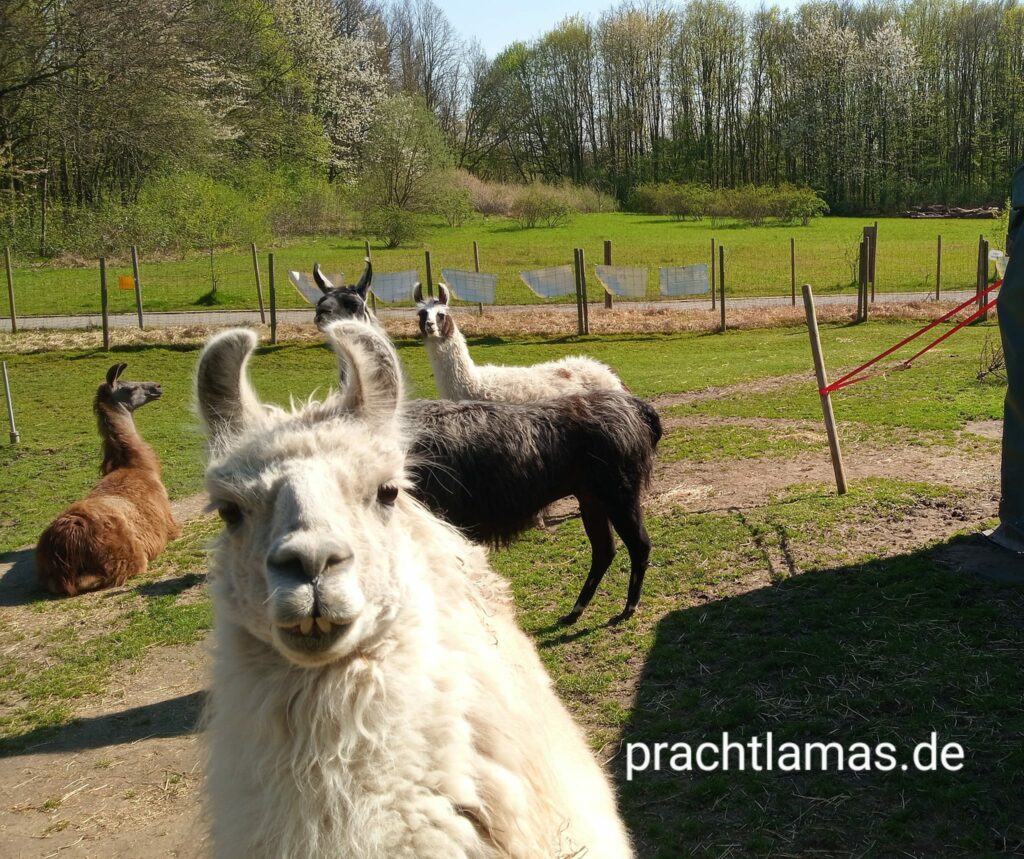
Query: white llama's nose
266,531,353,583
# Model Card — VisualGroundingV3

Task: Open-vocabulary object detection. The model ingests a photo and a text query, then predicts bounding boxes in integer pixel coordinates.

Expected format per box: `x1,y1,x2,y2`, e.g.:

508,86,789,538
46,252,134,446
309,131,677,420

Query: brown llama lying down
35,363,179,596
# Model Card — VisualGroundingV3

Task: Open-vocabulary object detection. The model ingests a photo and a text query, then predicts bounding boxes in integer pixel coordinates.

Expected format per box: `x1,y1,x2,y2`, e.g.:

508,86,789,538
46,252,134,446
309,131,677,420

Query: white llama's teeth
299,617,314,635
315,617,332,634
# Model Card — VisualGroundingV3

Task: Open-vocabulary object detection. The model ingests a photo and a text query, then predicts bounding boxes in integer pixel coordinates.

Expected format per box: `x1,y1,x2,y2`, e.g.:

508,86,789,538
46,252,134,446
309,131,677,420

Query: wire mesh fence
0,227,1001,332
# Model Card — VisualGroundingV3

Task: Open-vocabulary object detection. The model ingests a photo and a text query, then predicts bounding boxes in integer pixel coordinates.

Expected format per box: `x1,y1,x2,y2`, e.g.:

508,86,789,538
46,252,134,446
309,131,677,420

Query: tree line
1,0,1022,255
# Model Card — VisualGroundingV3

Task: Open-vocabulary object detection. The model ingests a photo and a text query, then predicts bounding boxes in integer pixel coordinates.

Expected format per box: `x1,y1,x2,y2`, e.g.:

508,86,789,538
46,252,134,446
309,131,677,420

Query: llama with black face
312,259,379,330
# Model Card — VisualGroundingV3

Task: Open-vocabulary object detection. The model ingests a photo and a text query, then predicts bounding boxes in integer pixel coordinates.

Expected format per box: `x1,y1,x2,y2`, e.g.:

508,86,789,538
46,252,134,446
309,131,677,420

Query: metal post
603,239,613,309
4,247,16,333
718,244,726,333
936,234,942,301
425,250,434,298
790,237,796,306
710,237,716,310
251,243,266,324
130,245,144,329
803,284,848,495
268,252,277,345
580,246,589,334
100,257,110,351
2,361,19,444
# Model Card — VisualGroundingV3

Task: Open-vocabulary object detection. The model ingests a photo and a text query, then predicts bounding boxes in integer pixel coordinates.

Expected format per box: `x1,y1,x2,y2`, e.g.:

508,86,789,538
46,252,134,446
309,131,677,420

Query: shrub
510,183,574,229
432,174,475,227
772,185,830,225
364,205,423,248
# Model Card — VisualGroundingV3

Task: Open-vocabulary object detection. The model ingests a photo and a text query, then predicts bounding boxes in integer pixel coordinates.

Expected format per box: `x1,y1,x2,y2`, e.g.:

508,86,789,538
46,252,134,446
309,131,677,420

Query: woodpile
903,204,1001,219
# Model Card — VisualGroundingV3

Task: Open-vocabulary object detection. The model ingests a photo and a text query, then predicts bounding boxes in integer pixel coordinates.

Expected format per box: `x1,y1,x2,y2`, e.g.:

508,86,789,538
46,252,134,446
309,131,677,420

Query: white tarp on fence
369,270,420,304
660,264,711,297
594,265,648,298
288,270,343,305
440,268,497,304
519,265,577,298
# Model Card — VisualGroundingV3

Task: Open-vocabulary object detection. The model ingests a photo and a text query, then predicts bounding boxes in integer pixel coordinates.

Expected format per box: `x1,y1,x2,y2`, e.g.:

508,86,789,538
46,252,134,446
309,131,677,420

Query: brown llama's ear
413,282,424,303
354,258,372,299
106,363,128,386
322,320,402,421
438,283,450,306
195,328,262,447
313,263,333,295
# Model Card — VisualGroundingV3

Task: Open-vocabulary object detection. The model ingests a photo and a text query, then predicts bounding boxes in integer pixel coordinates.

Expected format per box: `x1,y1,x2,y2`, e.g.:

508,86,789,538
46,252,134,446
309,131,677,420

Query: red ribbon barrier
819,280,1003,396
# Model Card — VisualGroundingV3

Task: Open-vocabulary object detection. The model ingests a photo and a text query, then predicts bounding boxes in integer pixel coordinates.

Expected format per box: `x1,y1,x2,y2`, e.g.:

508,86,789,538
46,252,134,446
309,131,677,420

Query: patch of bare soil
649,371,814,409
0,644,207,859
964,419,1003,440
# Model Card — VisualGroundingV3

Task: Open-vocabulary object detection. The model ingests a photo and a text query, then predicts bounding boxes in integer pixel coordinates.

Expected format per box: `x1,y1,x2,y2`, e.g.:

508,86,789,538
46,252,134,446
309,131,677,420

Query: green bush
631,181,827,227
432,175,475,227
364,205,423,248
510,183,574,229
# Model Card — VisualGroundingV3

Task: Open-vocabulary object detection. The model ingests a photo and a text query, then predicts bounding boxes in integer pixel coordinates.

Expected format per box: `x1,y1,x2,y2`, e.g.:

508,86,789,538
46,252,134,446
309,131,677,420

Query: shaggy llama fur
35,363,179,596
416,283,626,401
196,322,635,859
405,393,661,623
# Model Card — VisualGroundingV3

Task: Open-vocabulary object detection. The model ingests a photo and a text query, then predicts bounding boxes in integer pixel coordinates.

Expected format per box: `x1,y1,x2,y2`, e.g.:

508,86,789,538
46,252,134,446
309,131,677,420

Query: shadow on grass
617,538,1024,857
0,547,45,607
0,691,205,758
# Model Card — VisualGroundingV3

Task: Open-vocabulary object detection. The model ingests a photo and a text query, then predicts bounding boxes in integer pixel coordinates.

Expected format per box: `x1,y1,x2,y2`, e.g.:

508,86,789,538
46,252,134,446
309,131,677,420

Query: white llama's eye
376,483,398,506
217,502,243,527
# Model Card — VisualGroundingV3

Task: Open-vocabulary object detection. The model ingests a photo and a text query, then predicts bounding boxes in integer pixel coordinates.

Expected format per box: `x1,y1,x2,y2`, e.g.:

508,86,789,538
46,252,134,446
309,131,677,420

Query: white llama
415,283,626,402
195,321,635,859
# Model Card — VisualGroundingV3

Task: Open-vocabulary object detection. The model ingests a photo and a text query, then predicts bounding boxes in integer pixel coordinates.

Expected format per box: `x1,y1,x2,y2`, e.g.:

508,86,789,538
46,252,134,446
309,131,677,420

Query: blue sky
434,0,803,57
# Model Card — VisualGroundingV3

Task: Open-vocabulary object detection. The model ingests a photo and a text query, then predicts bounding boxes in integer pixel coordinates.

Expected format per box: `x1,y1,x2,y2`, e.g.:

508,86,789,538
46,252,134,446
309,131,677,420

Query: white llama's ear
322,320,403,420
413,282,423,303
195,328,262,445
438,283,450,305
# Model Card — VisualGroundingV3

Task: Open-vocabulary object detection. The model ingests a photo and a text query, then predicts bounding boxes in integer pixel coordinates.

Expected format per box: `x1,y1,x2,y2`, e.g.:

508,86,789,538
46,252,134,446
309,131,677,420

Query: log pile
903,204,1001,219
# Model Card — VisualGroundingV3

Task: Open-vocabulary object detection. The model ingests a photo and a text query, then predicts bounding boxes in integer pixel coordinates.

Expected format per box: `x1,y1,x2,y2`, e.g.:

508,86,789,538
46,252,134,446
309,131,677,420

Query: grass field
1,213,1004,318
1,320,1021,856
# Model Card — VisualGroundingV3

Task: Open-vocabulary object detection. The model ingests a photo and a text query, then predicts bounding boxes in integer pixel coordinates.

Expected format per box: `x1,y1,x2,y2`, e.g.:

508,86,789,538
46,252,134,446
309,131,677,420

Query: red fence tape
819,280,1003,396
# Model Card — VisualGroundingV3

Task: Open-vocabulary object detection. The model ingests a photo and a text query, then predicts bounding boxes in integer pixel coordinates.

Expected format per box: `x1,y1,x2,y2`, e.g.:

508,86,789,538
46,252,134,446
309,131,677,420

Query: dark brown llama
35,363,179,596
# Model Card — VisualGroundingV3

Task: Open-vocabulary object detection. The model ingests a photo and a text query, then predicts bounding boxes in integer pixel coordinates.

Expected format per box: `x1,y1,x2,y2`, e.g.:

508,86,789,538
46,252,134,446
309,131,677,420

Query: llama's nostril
267,539,353,582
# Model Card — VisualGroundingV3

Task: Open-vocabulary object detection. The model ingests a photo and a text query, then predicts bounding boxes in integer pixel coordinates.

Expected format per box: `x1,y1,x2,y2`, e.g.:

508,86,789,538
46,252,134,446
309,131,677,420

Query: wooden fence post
99,257,110,351
977,236,990,322
473,240,482,315
935,234,942,301
710,237,716,310
425,249,434,298
790,237,796,306
603,239,613,309
364,240,377,314
718,244,726,333
803,284,848,495
858,240,869,322
871,220,878,299
251,242,266,324
268,252,277,345
130,245,144,329
4,247,16,333
580,247,589,334
573,248,584,336
2,360,18,444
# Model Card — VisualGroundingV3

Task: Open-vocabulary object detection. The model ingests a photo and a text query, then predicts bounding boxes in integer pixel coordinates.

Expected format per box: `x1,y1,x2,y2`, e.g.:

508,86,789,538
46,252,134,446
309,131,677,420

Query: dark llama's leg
559,495,616,626
607,497,652,622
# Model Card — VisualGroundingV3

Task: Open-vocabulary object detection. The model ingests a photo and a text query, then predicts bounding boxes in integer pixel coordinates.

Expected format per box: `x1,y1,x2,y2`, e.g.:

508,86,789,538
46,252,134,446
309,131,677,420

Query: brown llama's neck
95,396,158,475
